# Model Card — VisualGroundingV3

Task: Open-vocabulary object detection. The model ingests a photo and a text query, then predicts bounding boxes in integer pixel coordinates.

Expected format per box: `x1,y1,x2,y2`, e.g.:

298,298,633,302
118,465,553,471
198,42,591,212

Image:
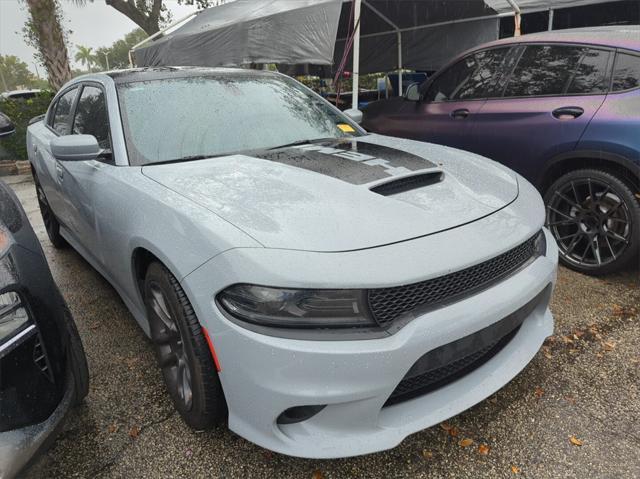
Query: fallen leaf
603,341,615,352
562,335,574,344
107,424,119,434
569,435,583,446
129,425,141,439
568,348,579,354
448,426,459,437
511,465,521,474
439,422,452,431
311,470,323,479
458,438,474,447
534,387,545,399
543,347,553,359
422,449,433,459
477,444,490,455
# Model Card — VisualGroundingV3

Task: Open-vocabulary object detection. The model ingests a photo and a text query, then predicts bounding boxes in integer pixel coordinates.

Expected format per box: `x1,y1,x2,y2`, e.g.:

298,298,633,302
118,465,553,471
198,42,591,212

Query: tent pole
548,8,554,30
506,0,521,36
397,31,403,96
352,0,361,111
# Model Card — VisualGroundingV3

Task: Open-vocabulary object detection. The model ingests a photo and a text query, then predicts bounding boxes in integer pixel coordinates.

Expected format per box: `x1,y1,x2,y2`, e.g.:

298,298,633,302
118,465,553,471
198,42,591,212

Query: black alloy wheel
545,169,639,275
144,262,227,429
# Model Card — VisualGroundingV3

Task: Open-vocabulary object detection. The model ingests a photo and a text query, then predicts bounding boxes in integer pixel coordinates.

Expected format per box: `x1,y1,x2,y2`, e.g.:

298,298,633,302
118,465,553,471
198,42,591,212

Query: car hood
141,135,518,252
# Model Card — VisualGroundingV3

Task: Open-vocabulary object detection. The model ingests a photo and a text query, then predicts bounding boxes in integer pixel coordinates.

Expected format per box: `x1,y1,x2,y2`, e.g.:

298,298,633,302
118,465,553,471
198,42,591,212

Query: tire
61,305,90,406
144,262,227,429
544,168,640,275
32,172,68,249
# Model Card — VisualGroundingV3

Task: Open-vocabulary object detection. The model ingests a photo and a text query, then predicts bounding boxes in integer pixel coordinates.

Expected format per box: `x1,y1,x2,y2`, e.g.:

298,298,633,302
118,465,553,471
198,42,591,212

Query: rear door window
611,52,640,91
72,85,111,150
503,45,585,97
566,48,611,94
51,88,78,135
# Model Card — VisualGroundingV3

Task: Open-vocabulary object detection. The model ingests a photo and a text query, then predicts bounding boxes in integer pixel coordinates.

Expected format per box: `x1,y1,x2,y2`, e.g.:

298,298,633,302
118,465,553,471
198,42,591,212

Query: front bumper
0,372,75,479
183,216,558,458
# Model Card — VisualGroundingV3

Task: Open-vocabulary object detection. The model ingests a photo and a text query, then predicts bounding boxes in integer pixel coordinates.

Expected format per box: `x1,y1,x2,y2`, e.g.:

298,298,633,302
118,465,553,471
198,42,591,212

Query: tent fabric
133,0,343,67
334,18,499,75
485,0,610,13
332,0,499,74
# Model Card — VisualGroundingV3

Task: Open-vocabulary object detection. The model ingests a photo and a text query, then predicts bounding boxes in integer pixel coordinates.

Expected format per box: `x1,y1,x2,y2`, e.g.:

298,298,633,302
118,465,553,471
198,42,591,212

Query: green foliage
0,91,54,160
93,28,148,71
0,55,39,91
75,45,96,71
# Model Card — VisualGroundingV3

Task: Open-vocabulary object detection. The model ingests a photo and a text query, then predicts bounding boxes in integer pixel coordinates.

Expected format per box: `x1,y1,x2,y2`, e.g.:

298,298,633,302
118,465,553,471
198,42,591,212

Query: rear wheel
144,262,227,429
544,168,639,275
33,173,68,249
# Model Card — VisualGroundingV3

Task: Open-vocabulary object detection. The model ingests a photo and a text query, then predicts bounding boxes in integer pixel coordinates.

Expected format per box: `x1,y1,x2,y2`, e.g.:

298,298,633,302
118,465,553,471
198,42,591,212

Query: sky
0,0,203,76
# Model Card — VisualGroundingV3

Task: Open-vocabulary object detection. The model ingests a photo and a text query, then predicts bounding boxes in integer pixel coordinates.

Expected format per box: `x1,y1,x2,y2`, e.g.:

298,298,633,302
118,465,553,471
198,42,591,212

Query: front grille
384,327,519,407
383,285,548,407
368,234,538,327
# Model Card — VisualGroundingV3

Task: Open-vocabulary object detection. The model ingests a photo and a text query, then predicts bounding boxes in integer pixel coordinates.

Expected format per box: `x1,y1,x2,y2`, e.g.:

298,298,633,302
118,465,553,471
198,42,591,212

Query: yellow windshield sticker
337,123,355,133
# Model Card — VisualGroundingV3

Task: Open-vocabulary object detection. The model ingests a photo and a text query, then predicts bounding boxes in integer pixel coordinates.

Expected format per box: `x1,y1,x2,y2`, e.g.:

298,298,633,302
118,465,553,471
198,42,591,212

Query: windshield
117,74,362,165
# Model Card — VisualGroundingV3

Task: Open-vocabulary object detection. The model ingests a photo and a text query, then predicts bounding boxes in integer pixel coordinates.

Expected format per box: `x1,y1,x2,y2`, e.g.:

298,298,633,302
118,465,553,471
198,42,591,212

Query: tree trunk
106,0,162,36
25,0,72,90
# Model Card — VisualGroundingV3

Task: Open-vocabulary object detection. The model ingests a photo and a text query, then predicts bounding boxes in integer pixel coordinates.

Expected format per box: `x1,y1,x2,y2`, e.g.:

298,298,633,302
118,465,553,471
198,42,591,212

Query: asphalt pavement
5,174,639,479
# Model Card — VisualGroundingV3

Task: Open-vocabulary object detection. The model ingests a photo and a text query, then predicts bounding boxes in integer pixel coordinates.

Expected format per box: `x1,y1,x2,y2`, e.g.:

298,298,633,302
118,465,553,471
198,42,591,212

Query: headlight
0,291,30,343
217,284,375,328
534,229,547,257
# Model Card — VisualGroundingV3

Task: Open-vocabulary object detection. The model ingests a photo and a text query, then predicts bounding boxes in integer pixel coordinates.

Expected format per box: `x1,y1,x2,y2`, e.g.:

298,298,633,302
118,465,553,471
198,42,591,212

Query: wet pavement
4,174,639,478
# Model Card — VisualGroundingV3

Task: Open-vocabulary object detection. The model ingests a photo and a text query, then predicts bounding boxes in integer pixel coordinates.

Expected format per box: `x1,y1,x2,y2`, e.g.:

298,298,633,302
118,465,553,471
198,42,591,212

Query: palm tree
24,0,72,90
75,45,95,72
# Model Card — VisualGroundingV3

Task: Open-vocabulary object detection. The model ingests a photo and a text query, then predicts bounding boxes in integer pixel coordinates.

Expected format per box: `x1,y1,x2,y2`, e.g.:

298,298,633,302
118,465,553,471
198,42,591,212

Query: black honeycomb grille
368,235,538,327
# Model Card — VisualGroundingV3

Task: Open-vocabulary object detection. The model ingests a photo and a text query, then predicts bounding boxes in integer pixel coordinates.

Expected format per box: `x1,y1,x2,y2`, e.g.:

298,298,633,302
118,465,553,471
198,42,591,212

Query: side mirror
404,83,420,102
50,135,100,161
343,108,363,124
0,112,15,138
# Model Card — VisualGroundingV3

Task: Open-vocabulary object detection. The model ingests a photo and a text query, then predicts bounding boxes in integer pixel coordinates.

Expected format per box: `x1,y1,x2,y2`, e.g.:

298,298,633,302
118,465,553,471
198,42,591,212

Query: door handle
552,106,584,120
55,161,64,181
451,108,469,119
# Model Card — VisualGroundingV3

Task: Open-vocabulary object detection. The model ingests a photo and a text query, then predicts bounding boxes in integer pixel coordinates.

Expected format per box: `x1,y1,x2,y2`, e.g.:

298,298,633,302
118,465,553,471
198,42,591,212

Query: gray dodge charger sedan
26,67,557,458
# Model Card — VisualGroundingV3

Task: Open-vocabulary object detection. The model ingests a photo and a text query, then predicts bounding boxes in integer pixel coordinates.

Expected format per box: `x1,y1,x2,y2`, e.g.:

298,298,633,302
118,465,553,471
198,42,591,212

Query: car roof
479,25,640,52
102,66,277,84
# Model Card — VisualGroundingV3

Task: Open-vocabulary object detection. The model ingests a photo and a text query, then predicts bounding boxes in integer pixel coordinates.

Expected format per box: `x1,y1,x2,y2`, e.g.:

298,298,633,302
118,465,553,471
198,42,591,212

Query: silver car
27,67,557,458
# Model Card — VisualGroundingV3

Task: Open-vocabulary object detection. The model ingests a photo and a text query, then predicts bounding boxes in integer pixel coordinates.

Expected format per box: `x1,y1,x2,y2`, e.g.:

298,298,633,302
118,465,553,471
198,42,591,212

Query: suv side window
611,52,640,91
51,88,78,135
503,45,585,97
72,85,111,150
566,48,611,94
424,47,510,102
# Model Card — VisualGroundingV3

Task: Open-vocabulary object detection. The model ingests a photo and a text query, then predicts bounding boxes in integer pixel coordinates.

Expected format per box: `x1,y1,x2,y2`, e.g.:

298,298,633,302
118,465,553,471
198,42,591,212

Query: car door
467,44,612,183
35,87,79,221
380,46,514,151
57,83,113,264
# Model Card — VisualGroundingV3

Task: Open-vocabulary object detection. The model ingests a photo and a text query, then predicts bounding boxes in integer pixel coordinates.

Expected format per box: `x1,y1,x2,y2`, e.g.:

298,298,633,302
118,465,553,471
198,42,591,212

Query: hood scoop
370,171,444,196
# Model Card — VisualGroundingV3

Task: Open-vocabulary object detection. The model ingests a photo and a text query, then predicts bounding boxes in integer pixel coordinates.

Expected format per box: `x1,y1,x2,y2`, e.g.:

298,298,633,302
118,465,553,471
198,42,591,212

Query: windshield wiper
267,137,335,150
148,154,223,166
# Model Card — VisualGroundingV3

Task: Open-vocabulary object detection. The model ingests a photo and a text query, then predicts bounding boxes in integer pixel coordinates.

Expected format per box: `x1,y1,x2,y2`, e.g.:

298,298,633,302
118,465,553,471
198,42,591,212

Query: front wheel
544,168,639,275
144,262,227,430
33,173,68,249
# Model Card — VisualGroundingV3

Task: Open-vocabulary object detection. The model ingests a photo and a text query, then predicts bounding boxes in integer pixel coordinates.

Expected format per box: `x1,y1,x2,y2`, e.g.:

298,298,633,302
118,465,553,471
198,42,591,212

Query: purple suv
363,26,639,275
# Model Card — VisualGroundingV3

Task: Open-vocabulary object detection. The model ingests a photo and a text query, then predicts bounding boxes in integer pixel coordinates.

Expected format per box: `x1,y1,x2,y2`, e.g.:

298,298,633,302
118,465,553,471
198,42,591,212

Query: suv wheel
144,262,227,429
544,168,639,275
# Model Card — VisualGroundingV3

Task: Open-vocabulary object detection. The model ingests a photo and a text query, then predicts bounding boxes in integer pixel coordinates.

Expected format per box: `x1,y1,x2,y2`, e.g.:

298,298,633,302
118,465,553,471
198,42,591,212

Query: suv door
379,47,514,151
58,83,113,264
467,44,612,184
